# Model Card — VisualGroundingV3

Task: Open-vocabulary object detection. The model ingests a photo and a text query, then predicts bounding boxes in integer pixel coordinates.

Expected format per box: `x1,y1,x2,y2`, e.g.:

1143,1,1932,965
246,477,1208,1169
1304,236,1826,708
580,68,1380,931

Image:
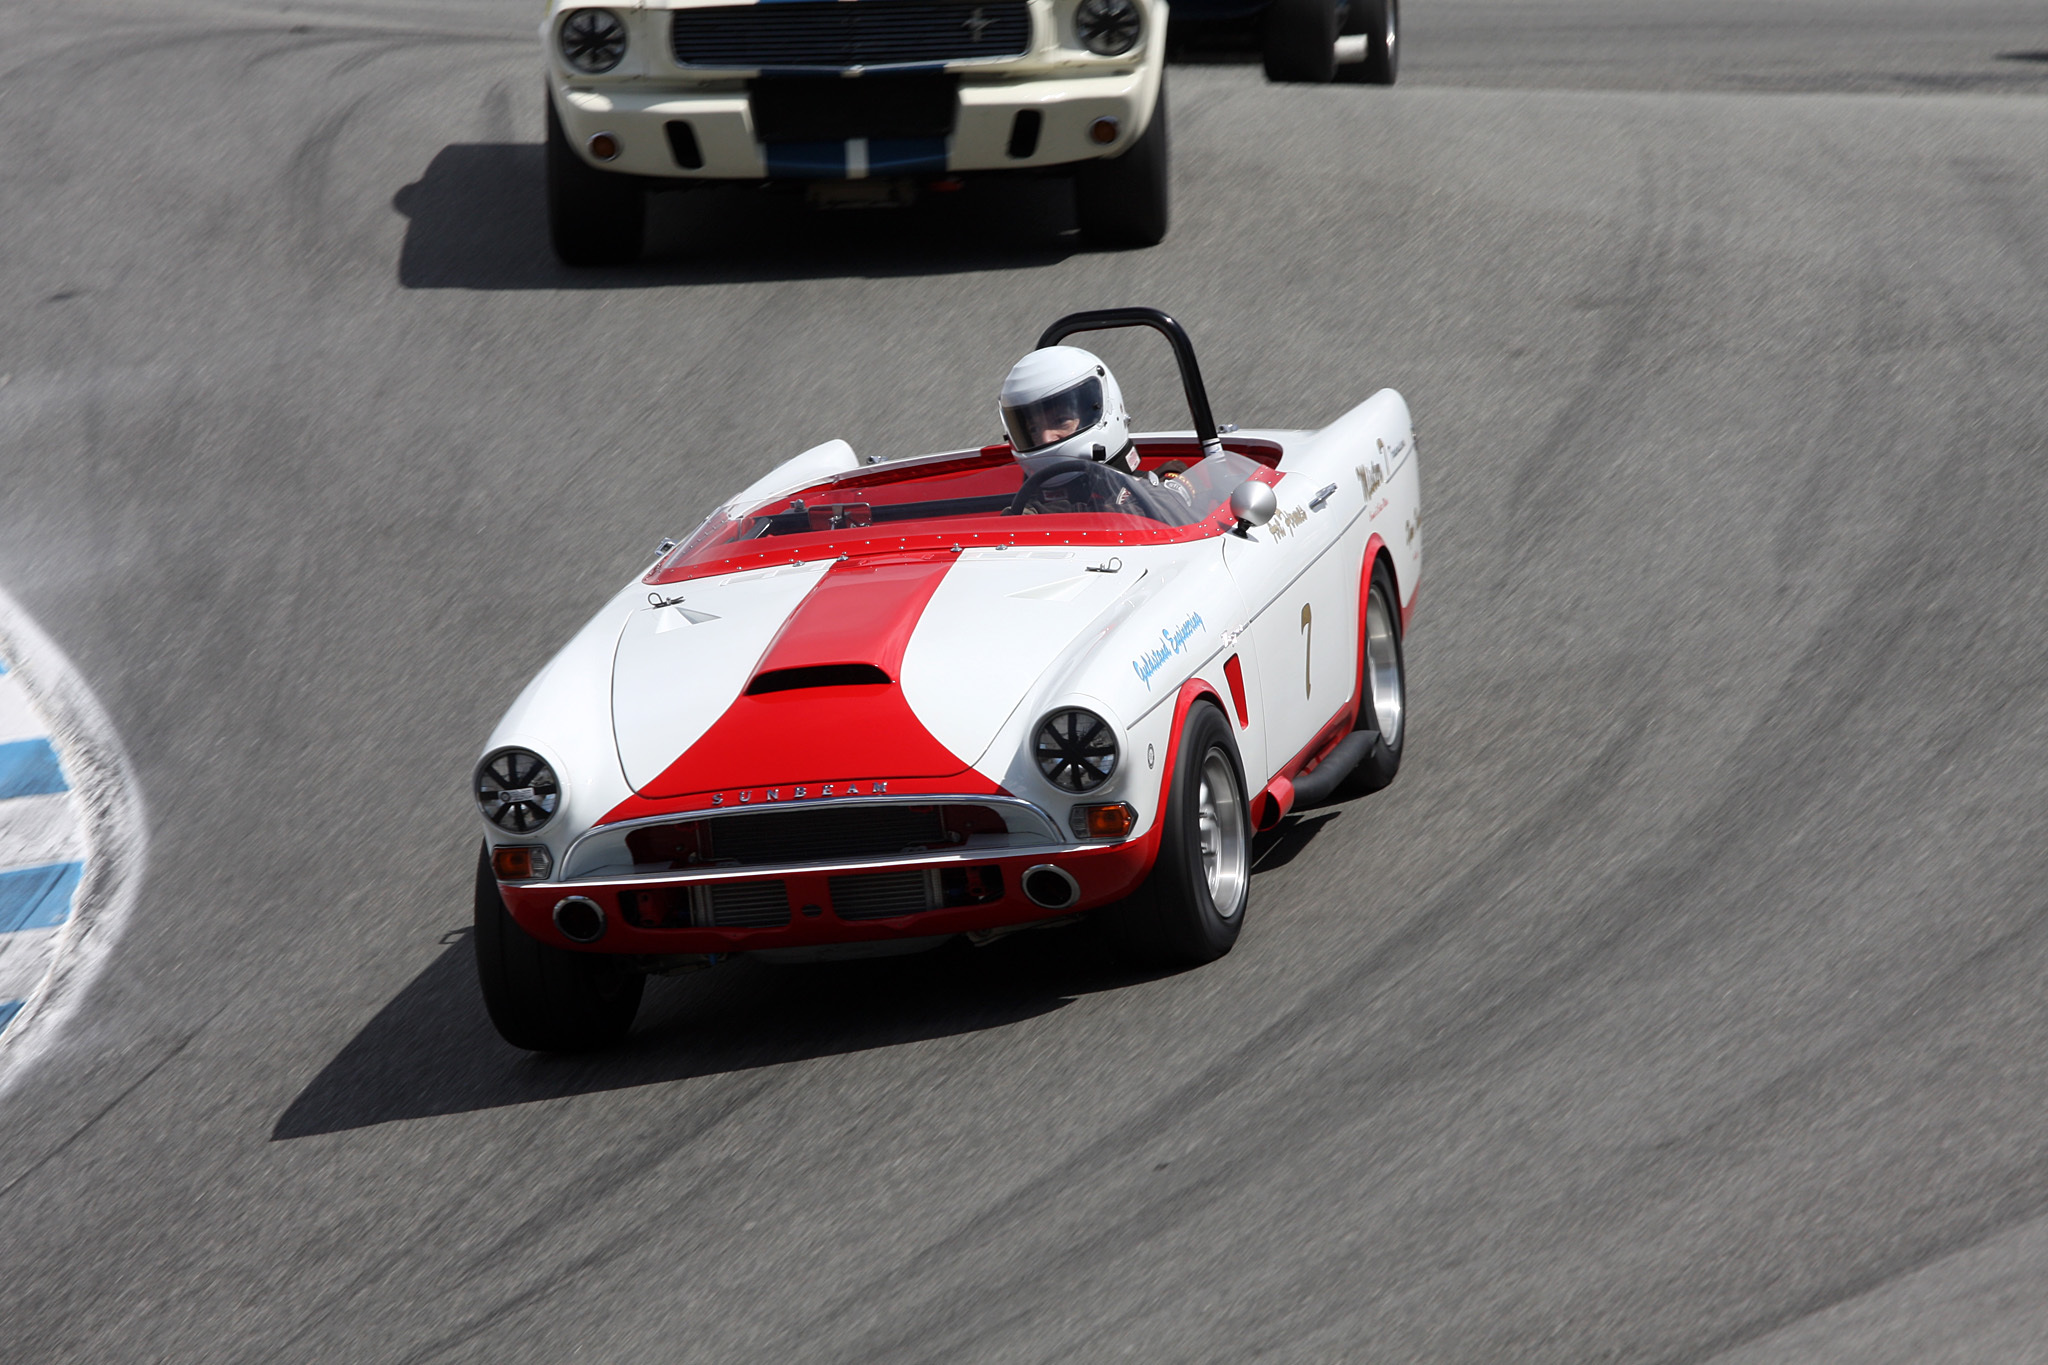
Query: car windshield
655,446,1266,578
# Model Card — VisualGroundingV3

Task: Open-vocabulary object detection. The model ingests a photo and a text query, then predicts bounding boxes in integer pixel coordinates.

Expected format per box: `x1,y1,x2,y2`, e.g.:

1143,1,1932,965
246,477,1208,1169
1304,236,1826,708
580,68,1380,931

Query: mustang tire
1112,701,1252,966
1333,557,1406,798
546,96,645,267
1335,0,1399,84
473,844,644,1051
1074,77,1170,248
1262,0,1340,83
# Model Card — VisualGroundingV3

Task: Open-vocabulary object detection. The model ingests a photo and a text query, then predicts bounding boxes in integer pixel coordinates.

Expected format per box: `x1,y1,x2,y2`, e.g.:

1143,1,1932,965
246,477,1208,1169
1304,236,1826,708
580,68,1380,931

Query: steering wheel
1004,457,1107,517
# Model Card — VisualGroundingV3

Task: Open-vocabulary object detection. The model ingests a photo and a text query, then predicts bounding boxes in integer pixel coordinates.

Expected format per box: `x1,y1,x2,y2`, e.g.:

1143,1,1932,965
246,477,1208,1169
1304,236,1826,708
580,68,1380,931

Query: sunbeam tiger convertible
471,309,1420,1050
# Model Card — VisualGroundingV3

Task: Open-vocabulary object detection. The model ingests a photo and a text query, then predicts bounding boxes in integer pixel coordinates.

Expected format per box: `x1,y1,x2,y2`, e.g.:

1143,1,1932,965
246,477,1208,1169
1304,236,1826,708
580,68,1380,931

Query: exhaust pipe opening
553,895,607,943
1021,864,1080,910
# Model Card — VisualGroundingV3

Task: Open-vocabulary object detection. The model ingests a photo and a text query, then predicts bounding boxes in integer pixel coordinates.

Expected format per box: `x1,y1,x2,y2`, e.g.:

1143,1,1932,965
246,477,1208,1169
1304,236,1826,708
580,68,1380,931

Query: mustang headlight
475,748,562,833
1035,709,1119,792
559,8,628,73
1073,0,1142,56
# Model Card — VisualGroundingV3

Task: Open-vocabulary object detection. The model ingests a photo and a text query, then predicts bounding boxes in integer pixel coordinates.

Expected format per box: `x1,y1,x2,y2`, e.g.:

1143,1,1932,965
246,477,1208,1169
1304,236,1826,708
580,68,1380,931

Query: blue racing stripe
0,738,68,800
869,137,948,174
763,140,848,177
0,862,83,933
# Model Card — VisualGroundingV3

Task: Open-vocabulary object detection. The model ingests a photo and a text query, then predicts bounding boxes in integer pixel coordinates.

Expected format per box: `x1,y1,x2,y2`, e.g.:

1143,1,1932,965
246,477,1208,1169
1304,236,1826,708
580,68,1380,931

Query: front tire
474,845,644,1051
1074,76,1170,248
1110,702,1252,966
1262,0,1340,83
545,96,645,267
1332,557,1406,799
1335,0,1398,84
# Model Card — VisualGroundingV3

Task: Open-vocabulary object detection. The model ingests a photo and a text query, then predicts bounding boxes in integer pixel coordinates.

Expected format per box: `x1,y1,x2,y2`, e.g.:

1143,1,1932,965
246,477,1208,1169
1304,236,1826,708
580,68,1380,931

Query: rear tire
1262,0,1340,83
473,845,644,1051
1335,0,1398,84
1074,77,1170,248
546,96,645,267
1332,558,1406,799
1110,702,1251,967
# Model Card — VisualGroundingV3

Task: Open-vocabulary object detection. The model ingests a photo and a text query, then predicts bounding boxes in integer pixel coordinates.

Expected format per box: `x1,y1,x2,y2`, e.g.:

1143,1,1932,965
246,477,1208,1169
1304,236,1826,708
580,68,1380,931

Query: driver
999,346,1138,472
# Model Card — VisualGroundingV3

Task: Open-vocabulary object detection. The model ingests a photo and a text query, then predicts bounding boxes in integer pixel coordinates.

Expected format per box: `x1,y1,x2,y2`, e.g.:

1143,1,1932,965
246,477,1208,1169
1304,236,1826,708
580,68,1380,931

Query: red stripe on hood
604,553,995,817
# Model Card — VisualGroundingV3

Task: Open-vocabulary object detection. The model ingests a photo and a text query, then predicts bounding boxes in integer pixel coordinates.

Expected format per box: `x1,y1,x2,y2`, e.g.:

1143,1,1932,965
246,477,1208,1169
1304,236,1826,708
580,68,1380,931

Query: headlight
1073,0,1141,56
475,748,562,833
1035,709,1119,792
559,8,628,73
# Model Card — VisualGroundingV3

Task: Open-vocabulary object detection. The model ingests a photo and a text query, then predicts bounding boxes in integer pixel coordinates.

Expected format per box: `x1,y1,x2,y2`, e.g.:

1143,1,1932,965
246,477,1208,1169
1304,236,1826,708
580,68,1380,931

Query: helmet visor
1003,375,1105,454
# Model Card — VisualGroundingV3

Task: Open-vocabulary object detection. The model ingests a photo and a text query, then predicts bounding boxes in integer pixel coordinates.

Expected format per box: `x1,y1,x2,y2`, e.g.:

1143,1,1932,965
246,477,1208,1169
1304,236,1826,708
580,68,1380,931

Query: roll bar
1035,308,1224,459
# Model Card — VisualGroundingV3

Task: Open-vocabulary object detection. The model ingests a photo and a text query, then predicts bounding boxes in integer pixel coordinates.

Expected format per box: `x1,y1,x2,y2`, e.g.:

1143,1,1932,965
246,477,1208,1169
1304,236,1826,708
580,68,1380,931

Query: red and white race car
471,309,1419,1050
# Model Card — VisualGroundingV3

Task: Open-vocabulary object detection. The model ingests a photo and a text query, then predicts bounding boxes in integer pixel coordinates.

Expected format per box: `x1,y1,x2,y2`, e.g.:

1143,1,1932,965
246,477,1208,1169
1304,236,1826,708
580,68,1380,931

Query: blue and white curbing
0,660,83,1032
0,586,144,1095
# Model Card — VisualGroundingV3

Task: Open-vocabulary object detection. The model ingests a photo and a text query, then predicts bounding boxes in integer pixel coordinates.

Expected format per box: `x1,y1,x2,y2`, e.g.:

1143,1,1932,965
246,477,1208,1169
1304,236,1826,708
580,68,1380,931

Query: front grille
704,881,792,928
630,804,1003,869
670,1,1031,69
831,870,936,920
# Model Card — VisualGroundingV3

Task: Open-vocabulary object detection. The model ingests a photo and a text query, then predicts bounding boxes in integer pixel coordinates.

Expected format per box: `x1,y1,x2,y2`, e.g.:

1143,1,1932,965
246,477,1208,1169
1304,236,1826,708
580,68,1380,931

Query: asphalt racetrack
5,1,2048,1359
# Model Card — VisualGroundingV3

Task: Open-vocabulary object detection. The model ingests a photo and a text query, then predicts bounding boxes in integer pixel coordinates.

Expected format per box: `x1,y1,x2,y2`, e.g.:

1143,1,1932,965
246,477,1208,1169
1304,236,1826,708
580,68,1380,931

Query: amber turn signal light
493,845,553,880
1071,803,1137,840
587,132,621,161
1088,117,1120,145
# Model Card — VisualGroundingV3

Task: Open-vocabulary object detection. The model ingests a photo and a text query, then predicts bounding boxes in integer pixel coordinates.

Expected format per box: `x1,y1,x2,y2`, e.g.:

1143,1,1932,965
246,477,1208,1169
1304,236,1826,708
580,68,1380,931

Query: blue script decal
1132,612,1207,689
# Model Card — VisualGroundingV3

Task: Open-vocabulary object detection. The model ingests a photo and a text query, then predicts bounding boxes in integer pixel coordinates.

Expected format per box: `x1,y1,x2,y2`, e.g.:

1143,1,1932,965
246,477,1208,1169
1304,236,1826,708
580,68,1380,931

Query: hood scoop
746,663,891,694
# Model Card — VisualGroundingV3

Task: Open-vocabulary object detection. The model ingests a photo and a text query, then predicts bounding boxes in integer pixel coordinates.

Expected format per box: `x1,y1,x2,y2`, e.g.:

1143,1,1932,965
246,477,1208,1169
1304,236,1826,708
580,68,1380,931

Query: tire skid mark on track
744,698,1666,1363
247,1069,787,1365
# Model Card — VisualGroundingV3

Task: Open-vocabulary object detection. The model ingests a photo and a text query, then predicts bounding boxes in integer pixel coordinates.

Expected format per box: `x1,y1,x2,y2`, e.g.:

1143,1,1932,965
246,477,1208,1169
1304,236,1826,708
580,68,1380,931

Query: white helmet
999,346,1134,470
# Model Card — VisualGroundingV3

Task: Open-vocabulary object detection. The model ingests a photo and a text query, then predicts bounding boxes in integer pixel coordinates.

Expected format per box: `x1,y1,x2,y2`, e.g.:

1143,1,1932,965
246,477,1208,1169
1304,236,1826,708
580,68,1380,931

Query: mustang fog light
475,747,562,833
1070,803,1137,840
559,8,628,73
1089,117,1120,145
554,896,606,943
1074,0,1141,56
1035,709,1118,792
493,845,553,881
587,132,620,161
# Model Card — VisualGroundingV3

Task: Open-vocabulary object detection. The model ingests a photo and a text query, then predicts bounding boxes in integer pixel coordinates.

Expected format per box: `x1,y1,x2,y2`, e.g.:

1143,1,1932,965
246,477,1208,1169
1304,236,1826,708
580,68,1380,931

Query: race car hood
610,550,1149,796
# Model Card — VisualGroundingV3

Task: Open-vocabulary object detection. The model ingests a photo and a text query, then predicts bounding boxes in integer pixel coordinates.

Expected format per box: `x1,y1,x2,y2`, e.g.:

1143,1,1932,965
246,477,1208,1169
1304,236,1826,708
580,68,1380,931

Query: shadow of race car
471,308,1421,1050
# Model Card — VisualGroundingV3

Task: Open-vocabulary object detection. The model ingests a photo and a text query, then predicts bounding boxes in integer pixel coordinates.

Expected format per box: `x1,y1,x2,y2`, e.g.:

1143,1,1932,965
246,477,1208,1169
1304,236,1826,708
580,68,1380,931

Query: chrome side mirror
1229,479,1277,538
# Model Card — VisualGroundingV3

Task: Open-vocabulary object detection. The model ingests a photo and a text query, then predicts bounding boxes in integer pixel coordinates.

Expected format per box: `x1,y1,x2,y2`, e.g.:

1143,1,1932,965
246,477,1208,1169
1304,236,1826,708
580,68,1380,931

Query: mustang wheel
473,844,644,1051
1333,557,1406,798
1335,0,1398,85
1262,0,1340,83
1074,75,1169,248
1112,701,1251,966
545,96,645,267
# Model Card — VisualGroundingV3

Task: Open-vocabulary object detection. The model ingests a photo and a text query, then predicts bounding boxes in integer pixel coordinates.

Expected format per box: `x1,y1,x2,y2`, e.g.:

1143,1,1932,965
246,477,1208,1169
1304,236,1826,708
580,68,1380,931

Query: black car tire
474,844,644,1051
1109,702,1252,967
1336,0,1399,84
1074,76,1170,248
1262,0,1341,83
546,96,645,267
1332,558,1406,799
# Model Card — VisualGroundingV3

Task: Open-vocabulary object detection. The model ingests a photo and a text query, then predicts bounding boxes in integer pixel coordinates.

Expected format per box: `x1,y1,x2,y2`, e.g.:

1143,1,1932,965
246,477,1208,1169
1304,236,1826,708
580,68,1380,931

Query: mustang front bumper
551,64,1160,181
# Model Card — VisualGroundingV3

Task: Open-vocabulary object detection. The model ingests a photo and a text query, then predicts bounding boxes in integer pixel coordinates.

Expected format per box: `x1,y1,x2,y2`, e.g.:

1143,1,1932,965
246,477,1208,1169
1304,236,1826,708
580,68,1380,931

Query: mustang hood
610,550,1147,797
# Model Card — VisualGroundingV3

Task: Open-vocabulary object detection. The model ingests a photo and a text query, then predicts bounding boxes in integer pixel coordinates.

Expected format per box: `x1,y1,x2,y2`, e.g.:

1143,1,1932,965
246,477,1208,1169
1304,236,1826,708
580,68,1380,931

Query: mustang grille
831,870,937,920
669,1,1032,69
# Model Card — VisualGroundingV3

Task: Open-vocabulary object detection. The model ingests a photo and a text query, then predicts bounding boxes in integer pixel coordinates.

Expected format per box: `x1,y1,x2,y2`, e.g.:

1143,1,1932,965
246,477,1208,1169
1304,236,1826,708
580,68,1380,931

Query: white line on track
0,583,146,1100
